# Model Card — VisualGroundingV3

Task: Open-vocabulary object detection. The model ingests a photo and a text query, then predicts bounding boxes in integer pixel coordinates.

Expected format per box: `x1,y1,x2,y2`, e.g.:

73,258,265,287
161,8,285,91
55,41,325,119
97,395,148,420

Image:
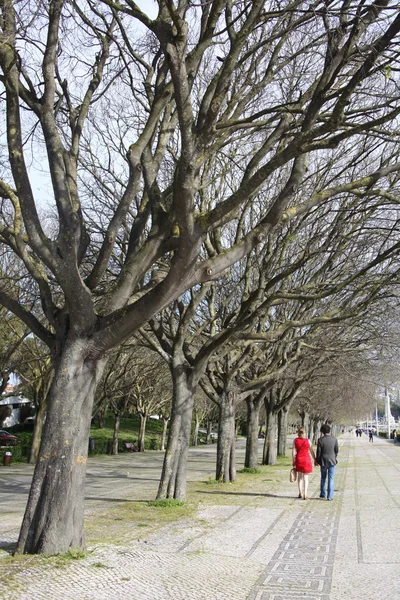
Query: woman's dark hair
320,424,331,434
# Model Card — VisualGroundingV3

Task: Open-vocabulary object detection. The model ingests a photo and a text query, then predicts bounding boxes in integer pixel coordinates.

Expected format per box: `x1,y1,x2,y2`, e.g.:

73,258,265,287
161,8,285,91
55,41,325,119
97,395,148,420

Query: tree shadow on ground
85,497,162,504
85,497,146,503
196,490,293,499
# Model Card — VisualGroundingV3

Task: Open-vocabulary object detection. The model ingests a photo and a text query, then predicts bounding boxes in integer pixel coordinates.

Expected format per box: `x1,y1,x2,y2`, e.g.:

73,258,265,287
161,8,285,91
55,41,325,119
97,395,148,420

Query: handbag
290,467,297,482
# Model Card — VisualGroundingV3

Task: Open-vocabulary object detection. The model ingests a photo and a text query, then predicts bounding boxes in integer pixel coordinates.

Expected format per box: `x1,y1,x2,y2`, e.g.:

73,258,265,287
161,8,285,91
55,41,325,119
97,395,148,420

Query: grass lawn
88,414,164,454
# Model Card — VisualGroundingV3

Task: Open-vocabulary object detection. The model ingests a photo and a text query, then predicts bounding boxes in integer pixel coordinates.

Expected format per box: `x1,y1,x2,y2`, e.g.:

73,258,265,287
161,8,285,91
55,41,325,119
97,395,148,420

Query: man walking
316,424,338,501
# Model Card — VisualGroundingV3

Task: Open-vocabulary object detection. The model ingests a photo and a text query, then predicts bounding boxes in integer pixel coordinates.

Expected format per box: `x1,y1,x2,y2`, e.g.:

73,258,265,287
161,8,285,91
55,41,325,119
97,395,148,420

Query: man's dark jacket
316,434,338,466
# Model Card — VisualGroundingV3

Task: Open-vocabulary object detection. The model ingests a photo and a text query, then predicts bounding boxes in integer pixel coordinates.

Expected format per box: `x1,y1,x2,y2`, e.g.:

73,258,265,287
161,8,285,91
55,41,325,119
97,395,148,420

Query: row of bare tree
1,0,400,555
1,300,382,475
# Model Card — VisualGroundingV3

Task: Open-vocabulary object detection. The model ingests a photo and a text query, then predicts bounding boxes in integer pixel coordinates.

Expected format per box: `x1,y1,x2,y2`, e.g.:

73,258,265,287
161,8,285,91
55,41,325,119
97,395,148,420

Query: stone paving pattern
0,434,399,599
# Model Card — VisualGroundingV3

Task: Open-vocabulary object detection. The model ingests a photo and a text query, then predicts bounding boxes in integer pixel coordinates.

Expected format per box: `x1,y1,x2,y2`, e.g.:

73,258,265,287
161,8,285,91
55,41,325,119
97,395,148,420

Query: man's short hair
320,423,331,434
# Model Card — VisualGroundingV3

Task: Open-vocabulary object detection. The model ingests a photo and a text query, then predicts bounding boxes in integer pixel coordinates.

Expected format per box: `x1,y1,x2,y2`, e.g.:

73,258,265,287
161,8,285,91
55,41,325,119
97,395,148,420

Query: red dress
294,437,312,473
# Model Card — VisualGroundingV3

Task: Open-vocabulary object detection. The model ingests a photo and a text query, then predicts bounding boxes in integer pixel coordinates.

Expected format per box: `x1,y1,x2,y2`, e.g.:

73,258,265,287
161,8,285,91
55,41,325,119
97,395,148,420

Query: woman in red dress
292,427,316,499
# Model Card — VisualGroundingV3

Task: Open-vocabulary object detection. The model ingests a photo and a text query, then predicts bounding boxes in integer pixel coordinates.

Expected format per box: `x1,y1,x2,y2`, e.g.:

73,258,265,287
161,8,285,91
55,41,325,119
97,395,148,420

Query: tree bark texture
244,396,262,469
192,408,200,446
277,406,289,457
157,364,196,500
112,412,120,455
28,400,47,465
160,417,168,452
138,414,147,452
262,402,277,465
206,419,213,444
216,390,236,482
310,418,319,444
16,340,106,555
97,408,106,429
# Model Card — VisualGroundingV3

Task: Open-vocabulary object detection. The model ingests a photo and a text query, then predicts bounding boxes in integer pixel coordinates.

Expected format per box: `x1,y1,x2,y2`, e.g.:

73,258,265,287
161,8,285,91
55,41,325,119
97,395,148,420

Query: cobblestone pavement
0,434,399,599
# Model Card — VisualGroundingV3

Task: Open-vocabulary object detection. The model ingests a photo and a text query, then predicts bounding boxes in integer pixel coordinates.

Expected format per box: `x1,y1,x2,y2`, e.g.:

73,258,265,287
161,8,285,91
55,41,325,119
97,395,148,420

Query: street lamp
385,388,391,440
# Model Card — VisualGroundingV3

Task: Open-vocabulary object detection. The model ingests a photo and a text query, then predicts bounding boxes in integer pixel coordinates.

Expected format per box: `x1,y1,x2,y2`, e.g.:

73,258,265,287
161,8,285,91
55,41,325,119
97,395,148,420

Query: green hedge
1,431,32,463
378,430,398,439
1,445,28,464
0,428,163,464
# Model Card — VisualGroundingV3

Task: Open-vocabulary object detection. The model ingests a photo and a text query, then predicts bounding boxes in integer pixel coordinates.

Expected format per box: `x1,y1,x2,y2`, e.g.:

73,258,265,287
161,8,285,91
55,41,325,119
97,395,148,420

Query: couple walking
292,424,338,500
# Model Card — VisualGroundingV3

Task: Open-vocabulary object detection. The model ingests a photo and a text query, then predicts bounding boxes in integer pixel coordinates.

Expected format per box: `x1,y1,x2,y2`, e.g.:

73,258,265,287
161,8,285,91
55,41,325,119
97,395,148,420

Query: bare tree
94,343,171,452
95,347,137,455
1,0,400,554
0,307,31,395
15,337,53,464
292,310,398,435
129,355,171,452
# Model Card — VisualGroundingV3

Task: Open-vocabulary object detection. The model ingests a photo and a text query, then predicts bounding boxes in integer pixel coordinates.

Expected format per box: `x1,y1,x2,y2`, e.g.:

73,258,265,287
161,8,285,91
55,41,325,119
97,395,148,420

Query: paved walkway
0,433,399,599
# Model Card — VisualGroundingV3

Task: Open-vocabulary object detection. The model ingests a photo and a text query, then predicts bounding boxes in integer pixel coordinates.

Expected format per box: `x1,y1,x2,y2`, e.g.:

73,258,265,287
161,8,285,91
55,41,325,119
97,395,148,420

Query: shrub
148,437,159,450
1,431,32,463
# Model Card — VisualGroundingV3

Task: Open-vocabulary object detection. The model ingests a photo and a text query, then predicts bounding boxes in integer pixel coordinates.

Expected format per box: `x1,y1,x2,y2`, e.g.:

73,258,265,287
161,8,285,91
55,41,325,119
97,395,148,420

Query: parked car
0,430,18,447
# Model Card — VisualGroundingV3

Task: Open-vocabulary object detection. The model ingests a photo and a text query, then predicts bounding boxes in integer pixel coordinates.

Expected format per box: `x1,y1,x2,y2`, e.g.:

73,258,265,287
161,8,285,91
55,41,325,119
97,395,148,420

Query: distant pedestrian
292,427,316,500
393,430,397,444
316,424,338,501
369,429,373,443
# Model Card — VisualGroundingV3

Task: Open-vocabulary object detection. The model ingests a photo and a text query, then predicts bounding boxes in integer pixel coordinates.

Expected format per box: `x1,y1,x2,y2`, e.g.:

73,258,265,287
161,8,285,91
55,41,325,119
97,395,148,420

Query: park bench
123,442,138,452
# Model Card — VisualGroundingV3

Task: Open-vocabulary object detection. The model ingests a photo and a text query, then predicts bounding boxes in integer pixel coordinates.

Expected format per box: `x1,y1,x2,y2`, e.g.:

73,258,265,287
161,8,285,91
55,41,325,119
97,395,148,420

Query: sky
28,0,159,211
135,1,158,19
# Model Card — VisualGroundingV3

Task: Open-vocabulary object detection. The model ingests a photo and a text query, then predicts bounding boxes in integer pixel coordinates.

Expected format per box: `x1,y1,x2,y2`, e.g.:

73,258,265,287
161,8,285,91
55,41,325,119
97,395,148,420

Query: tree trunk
216,390,236,482
263,401,277,465
16,339,106,555
160,417,169,451
192,407,199,446
0,404,11,427
28,399,47,465
112,412,120,455
206,419,212,444
97,407,106,429
138,413,147,452
299,409,310,436
304,412,311,439
310,418,319,444
277,405,289,457
244,396,262,469
157,363,196,500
